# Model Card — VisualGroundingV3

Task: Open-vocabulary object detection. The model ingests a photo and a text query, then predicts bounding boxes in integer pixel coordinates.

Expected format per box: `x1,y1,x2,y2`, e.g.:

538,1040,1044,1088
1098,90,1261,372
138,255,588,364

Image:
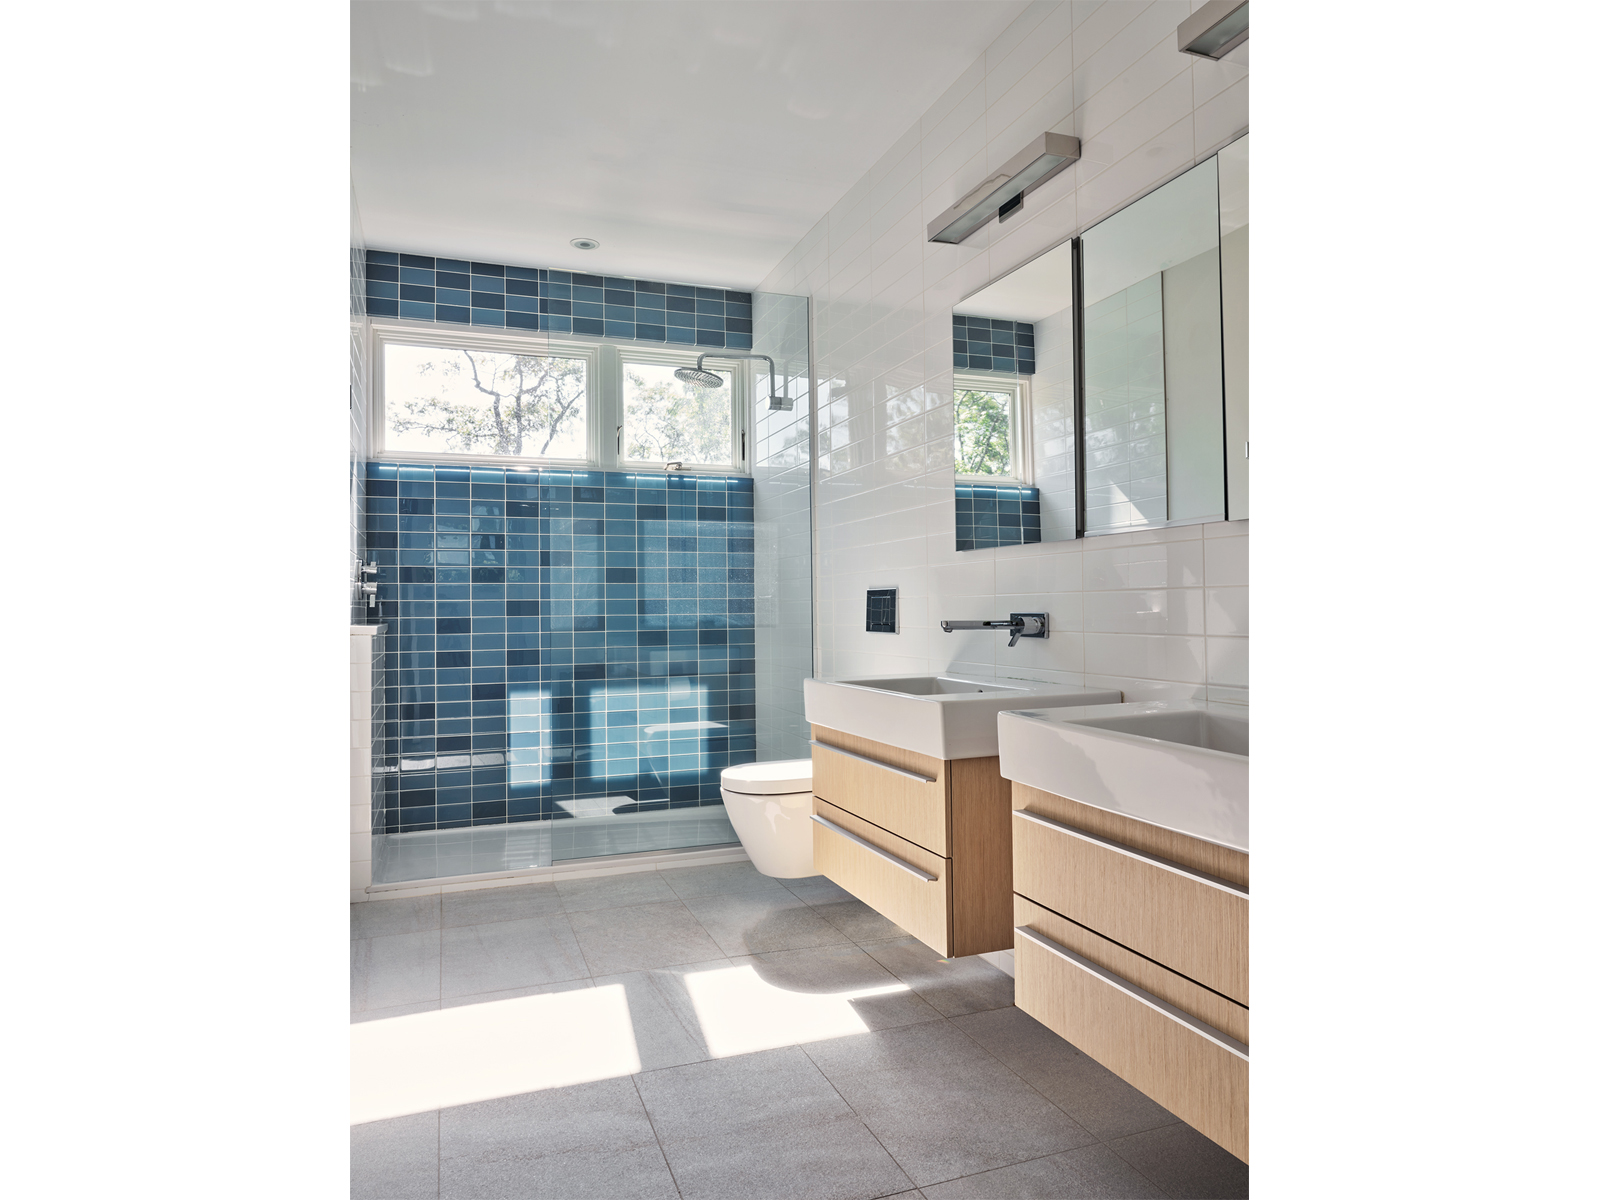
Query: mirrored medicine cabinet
951,133,1248,551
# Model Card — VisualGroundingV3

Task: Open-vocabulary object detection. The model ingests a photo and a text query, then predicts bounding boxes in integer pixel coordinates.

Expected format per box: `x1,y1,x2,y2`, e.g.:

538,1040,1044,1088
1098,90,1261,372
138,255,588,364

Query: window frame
616,344,749,473
953,370,1032,485
370,318,751,476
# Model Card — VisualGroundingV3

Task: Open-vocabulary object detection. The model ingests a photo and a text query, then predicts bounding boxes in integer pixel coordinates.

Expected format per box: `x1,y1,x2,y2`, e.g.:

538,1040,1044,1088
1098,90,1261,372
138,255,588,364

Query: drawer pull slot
810,739,938,784
1014,809,1248,898
811,815,939,882
1015,925,1248,1060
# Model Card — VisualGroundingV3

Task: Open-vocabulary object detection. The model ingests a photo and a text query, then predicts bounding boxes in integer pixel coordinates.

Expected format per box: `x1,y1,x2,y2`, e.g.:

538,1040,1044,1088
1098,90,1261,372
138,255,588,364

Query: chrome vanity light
926,132,1081,245
1177,0,1249,60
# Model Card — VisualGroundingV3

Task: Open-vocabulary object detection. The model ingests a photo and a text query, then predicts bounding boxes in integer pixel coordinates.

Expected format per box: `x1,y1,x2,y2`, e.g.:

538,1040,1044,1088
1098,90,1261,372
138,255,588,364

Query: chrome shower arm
696,352,789,410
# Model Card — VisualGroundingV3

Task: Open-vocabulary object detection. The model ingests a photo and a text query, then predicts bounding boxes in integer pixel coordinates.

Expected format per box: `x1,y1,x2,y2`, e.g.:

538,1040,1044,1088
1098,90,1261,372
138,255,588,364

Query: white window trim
370,317,751,476
953,370,1032,486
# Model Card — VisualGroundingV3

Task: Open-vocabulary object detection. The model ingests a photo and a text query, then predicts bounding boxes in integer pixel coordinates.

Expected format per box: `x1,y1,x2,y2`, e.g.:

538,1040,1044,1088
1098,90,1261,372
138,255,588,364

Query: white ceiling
352,0,1028,289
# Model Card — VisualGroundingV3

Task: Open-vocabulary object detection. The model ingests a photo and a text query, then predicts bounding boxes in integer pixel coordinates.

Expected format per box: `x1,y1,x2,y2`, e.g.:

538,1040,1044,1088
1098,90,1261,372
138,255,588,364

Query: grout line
797,1037,918,1194
630,1073,686,1200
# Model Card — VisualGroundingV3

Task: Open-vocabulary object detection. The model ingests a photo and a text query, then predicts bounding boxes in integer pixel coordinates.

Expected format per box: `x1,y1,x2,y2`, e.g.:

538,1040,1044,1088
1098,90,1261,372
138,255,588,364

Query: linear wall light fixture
1177,0,1249,60
927,132,1081,245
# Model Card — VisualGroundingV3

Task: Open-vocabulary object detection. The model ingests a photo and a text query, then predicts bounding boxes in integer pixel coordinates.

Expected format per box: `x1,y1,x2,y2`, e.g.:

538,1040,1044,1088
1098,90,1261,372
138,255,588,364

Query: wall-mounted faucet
360,562,379,609
940,612,1049,648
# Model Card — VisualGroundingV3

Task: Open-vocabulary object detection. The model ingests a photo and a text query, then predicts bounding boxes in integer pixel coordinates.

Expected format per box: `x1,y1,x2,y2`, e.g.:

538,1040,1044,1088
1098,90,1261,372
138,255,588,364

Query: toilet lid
720,758,813,795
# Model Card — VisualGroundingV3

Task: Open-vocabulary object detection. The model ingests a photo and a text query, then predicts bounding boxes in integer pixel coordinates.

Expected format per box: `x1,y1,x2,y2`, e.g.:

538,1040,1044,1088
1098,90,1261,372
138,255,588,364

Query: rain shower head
674,352,793,411
673,365,727,388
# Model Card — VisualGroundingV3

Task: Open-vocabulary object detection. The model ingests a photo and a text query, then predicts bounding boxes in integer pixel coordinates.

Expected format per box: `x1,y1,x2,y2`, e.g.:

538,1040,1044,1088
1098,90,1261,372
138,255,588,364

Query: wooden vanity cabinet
1010,781,1250,1163
809,724,1013,958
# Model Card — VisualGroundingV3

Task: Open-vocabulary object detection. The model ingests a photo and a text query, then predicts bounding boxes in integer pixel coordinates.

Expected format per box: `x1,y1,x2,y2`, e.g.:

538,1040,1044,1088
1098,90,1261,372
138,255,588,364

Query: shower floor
371,803,739,885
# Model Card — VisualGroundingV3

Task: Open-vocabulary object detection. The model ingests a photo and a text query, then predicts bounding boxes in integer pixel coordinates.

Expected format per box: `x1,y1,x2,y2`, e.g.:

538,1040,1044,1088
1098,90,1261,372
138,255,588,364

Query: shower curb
356,842,750,901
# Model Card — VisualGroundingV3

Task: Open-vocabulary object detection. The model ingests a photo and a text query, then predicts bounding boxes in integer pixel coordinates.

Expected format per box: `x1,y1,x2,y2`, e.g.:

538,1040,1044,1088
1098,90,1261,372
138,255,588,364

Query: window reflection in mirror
951,239,1075,551
1080,156,1225,533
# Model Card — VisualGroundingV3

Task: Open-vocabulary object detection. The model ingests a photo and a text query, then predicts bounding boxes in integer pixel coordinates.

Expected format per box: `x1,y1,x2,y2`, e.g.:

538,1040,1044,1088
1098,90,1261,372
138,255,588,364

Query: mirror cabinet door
1218,135,1248,520
1080,156,1225,534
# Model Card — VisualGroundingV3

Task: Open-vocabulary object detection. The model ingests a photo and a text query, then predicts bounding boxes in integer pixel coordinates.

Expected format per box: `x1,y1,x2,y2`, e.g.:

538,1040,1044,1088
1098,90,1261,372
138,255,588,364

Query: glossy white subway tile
1205,587,1248,636
1203,532,1248,587
1206,636,1248,687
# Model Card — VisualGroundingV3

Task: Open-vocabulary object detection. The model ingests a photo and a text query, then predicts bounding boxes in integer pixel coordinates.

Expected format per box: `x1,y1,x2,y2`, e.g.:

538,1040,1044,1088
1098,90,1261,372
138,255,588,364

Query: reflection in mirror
1218,135,1248,519
952,238,1076,550
1081,156,1225,533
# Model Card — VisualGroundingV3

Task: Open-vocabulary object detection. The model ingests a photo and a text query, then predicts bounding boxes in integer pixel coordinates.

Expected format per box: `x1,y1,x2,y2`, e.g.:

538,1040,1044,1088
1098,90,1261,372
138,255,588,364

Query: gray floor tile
862,937,1015,1017
556,871,680,913
438,977,594,1010
352,1110,438,1200
682,889,855,955
782,875,854,906
921,1143,1166,1199
440,882,561,928
737,943,945,1032
438,1077,677,1200
951,1007,1181,1141
637,1047,914,1200
595,970,712,1071
803,1020,1096,1188
352,999,441,1024
352,930,441,1013
811,897,910,943
352,895,442,940
1109,1124,1248,1199
661,860,793,899
568,901,725,975
440,914,588,999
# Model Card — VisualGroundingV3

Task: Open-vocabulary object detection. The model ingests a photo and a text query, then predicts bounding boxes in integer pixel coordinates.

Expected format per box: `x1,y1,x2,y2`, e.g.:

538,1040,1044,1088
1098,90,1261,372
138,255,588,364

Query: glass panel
1218,134,1249,519
383,344,587,459
750,291,813,761
622,360,733,465
1080,156,1224,533
955,386,1015,477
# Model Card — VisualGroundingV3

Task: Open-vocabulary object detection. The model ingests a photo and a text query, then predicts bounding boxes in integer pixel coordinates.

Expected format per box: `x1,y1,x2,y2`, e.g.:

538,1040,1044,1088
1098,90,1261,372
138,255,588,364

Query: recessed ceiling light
570,238,599,250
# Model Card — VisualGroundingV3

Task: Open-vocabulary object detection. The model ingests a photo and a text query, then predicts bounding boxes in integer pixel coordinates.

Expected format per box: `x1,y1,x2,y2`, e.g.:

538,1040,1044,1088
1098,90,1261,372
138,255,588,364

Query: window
621,353,735,468
373,325,748,473
382,342,590,461
954,373,1029,482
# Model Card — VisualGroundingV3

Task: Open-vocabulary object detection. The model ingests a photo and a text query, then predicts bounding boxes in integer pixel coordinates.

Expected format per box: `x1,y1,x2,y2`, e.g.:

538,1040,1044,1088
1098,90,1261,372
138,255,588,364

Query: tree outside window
955,385,1016,477
383,345,589,458
622,360,733,466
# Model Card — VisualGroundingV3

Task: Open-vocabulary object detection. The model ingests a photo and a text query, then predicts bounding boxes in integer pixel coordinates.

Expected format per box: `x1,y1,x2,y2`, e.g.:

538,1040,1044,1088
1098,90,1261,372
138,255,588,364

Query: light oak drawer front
1014,896,1248,1163
812,798,950,956
1013,809,1248,1005
1012,782,1247,889
811,726,948,855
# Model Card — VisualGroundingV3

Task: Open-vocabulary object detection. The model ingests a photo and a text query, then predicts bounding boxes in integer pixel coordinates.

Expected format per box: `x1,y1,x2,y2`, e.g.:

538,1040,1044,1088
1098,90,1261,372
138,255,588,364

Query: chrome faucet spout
939,613,1049,646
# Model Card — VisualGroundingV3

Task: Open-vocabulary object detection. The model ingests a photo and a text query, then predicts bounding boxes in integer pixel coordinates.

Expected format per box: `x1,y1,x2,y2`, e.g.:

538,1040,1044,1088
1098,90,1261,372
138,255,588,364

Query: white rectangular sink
804,674,1124,760
998,701,1249,851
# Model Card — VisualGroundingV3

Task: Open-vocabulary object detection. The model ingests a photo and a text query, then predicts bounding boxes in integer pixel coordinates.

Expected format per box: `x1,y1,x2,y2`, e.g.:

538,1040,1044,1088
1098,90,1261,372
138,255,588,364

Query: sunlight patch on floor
351,985,640,1124
684,964,910,1057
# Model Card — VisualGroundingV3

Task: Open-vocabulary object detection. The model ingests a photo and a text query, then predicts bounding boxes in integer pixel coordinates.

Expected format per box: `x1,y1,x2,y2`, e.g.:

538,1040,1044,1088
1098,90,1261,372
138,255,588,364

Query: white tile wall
350,625,385,899
757,1,1247,702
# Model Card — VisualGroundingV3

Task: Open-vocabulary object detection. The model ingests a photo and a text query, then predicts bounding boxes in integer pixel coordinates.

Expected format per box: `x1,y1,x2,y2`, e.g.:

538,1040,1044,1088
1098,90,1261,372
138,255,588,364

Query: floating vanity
802,674,1122,959
999,701,1250,1163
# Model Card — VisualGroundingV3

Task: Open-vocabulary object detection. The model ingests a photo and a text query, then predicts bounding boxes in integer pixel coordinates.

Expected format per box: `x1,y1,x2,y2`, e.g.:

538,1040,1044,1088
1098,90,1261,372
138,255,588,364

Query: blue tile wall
955,483,1043,552
364,250,754,351
953,315,1035,375
364,461,756,832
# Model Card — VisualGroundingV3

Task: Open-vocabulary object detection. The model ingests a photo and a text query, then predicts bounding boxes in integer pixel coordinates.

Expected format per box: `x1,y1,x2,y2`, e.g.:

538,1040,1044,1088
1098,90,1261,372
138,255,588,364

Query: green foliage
390,351,586,456
955,388,1013,476
624,367,731,464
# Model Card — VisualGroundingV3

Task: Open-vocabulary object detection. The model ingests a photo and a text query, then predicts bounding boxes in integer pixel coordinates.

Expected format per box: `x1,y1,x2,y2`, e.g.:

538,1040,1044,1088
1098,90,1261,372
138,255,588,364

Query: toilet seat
719,759,813,796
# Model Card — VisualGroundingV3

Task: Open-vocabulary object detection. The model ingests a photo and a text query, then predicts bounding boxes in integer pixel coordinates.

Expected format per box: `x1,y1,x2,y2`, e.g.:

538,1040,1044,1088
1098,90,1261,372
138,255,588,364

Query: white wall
757,1,1247,703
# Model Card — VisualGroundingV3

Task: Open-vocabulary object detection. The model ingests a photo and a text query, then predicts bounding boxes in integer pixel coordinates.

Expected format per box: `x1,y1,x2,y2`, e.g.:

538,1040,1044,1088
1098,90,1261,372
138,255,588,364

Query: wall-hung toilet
719,759,815,878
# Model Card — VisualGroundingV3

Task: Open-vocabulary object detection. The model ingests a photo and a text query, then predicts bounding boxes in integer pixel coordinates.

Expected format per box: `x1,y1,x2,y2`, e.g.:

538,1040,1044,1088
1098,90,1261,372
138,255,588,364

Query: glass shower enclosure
368,292,813,886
